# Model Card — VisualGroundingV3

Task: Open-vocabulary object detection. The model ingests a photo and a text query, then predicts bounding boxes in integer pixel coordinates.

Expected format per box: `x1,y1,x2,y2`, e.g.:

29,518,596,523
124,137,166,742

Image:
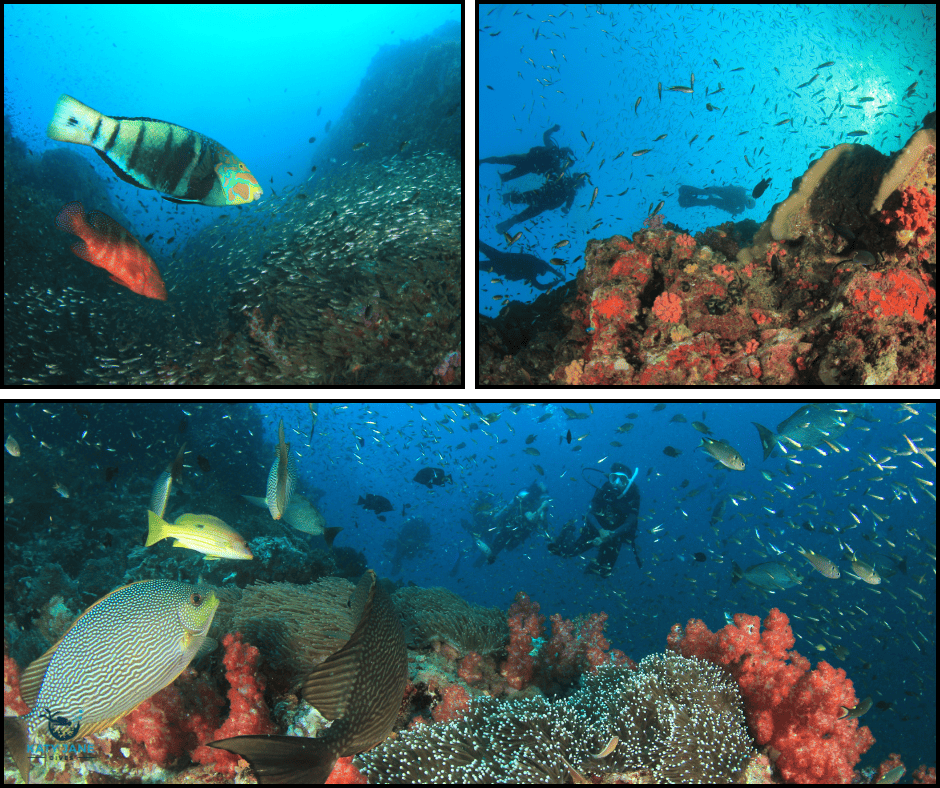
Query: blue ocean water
5,3,458,252
3,401,935,779
477,4,937,313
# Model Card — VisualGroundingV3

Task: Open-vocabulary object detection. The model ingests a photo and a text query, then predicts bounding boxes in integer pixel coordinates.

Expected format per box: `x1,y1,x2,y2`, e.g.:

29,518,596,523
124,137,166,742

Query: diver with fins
548,463,642,577
478,124,574,182
464,481,551,566
495,172,588,235
677,184,755,216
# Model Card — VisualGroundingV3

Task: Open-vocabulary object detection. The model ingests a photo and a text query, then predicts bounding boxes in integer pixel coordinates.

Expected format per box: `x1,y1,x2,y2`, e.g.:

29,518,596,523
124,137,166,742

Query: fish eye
191,592,204,606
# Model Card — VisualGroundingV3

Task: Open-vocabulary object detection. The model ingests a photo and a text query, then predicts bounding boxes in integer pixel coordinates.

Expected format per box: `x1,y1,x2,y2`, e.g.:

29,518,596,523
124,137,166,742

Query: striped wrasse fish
265,418,297,520
149,442,187,519
4,579,218,782
46,94,263,206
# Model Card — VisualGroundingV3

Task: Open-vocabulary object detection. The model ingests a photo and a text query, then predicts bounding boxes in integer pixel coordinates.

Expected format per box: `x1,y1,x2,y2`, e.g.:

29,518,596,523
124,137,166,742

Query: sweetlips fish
208,570,406,782
3,579,219,783
47,94,262,206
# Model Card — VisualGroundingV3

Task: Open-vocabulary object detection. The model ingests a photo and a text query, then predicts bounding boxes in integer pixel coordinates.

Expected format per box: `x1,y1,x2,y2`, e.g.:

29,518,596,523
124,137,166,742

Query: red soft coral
668,609,874,784
191,633,275,775
652,291,683,323
503,592,545,690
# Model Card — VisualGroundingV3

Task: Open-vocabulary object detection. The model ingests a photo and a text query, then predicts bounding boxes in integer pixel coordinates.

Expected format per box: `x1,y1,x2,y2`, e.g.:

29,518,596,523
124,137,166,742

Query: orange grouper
55,202,168,301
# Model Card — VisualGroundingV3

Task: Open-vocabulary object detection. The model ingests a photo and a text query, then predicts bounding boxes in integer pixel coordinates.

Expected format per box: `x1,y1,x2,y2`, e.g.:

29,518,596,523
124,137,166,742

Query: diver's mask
608,467,639,499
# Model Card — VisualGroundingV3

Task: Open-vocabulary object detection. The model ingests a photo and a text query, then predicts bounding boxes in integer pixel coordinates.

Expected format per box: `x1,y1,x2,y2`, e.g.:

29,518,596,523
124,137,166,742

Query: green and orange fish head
215,151,263,205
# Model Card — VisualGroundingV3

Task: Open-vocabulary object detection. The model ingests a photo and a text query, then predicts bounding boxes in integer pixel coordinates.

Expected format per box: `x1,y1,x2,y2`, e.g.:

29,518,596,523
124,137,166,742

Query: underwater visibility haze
2,402,936,783
4,5,461,385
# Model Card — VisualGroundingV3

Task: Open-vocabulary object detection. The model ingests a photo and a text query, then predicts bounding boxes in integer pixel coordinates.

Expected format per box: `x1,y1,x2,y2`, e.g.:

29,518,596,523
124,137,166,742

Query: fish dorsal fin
300,570,375,721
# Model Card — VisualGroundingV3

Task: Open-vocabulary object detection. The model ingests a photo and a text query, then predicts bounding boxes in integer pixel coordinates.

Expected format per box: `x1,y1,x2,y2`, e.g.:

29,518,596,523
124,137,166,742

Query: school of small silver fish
7,151,459,384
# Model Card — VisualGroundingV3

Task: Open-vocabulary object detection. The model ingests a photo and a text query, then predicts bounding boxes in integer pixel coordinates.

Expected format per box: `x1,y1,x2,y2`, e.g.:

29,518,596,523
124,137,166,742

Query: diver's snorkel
608,467,639,499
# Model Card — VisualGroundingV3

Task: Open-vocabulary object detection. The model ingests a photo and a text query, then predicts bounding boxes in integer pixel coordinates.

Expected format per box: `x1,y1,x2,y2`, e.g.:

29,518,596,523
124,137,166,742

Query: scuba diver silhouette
678,185,756,216
547,463,641,577
465,481,551,566
478,240,564,291
495,172,588,235
479,124,575,182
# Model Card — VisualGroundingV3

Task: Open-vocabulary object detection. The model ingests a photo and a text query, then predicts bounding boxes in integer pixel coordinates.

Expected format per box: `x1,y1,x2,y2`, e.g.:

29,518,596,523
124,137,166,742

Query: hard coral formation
394,585,508,656
482,118,935,385
356,654,754,783
652,291,683,323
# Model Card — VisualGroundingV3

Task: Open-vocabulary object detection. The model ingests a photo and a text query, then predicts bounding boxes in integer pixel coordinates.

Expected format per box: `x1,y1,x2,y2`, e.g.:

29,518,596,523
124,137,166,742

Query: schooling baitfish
46,94,263,206
4,579,219,782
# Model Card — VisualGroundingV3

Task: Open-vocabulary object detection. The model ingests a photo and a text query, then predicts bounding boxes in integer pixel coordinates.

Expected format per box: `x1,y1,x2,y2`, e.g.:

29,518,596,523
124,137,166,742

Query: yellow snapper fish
149,442,187,519
146,511,253,560
46,95,263,206
266,419,297,520
4,579,218,783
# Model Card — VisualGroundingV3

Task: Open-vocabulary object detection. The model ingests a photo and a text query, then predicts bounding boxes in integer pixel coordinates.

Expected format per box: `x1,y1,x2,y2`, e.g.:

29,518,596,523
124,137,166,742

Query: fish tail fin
46,94,106,146
323,527,342,548
145,509,170,546
357,496,365,505
4,715,30,783
208,734,338,783
751,422,778,460
731,561,742,585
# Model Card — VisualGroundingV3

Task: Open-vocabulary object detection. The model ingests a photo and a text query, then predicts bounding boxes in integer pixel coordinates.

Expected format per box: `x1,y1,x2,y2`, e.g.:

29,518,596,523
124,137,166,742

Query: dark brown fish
208,570,406,783
752,177,772,199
